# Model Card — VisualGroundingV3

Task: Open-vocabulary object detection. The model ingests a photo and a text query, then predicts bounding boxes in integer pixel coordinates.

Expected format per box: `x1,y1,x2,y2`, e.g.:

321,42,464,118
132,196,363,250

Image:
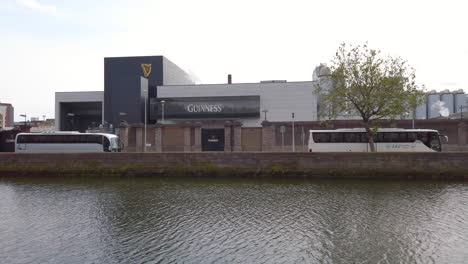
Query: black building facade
104,56,192,127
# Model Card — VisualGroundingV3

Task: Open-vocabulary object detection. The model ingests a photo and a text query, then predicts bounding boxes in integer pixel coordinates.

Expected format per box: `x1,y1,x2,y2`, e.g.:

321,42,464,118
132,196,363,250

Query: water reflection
0,178,467,263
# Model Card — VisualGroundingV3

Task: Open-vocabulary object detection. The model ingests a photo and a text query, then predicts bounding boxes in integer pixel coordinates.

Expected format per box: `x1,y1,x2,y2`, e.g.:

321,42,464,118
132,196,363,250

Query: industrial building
0,103,14,130
55,56,327,151
54,56,468,152
55,56,193,132
415,89,467,119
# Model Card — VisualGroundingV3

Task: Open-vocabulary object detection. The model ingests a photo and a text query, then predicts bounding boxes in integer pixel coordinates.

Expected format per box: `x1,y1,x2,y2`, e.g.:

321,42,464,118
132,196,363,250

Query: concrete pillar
135,126,144,152
184,122,192,152
193,122,202,152
233,120,242,152
261,121,274,151
155,124,162,152
224,121,232,152
458,122,467,145
118,122,129,152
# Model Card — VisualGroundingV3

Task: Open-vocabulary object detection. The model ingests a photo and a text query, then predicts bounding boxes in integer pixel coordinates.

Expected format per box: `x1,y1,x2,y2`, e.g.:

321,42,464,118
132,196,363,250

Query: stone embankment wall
0,153,467,180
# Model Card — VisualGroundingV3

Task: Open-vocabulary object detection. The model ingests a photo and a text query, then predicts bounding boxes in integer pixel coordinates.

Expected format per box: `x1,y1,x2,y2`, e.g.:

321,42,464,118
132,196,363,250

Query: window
373,133,383,143
313,133,330,143
310,131,436,145
103,137,110,152
399,133,410,142
417,132,429,144
17,135,26,143
313,132,369,143
382,132,398,142
330,133,343,143
430,136,441,151
17,134,105,144
359,133,369,143
343,133,360,143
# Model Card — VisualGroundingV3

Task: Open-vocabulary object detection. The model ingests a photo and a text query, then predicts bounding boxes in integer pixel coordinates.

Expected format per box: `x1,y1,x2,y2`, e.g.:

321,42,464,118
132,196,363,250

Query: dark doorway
60,102,102,132
202,129,225,151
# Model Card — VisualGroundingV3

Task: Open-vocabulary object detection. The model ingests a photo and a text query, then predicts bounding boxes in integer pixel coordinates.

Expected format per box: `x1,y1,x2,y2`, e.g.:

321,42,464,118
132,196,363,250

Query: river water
0,178,467,264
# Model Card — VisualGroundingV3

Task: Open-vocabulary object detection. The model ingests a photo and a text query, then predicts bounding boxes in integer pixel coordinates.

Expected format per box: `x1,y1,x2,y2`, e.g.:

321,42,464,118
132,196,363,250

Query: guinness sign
186,104,223,113
150,96,260,120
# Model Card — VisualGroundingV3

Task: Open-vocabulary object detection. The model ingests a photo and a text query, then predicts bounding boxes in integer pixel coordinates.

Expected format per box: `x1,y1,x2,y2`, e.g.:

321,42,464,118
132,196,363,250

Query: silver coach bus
308,128,447,152
15,132,123,153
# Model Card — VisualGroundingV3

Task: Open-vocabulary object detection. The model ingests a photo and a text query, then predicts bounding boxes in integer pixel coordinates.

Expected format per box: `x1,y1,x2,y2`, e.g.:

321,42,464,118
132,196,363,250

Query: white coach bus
308,128,447,152
15,132,123,153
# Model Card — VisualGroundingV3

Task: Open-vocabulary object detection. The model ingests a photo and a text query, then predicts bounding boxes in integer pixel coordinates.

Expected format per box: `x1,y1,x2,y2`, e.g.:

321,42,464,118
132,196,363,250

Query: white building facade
155,81,319,127
55,91,104,131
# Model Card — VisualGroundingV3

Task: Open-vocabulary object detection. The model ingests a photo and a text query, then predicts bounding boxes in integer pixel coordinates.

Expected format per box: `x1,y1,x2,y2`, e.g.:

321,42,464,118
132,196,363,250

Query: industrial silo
427,91,440,118
454,89,467,113
441,90,455,115
415,94,427,119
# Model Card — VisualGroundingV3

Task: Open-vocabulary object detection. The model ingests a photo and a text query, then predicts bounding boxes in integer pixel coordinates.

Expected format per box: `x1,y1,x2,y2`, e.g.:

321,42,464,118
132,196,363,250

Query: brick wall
119,120,467,152
1,152,467,180
241,128,262,151
162,127,184,152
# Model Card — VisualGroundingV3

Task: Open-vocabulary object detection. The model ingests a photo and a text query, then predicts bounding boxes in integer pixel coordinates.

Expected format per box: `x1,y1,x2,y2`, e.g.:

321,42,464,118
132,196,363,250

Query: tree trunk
364,122,376,152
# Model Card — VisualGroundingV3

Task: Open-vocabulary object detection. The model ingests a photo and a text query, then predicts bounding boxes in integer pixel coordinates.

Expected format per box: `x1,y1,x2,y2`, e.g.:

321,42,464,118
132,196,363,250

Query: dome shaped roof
313,64,331,80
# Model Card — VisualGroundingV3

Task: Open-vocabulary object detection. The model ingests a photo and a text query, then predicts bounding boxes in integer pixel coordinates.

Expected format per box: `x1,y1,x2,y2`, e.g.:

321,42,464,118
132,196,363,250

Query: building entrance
202,129,225,151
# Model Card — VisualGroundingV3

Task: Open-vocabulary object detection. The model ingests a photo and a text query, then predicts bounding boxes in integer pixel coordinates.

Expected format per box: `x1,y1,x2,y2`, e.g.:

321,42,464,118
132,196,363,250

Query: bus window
313,133,330,143
373,133,384,143
17,135,26,144
417,132,429,145
429,132,441,152
397,132,409,142
88,135,101,144
383,132,398,142
343,133,360,142
330,132,343,143
359,133,368,143
103,137,111,152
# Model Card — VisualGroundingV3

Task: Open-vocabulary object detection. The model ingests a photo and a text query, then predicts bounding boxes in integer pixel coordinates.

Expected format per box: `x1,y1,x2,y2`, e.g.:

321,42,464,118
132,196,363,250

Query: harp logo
141,64,152,77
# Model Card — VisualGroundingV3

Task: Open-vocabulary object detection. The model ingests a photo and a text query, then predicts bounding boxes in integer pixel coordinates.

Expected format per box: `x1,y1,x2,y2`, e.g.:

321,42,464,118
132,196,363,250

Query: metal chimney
228,74,232,84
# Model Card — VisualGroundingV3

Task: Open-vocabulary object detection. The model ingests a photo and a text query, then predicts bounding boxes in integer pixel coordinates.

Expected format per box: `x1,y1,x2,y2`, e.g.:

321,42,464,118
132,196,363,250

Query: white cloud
15,0,58,15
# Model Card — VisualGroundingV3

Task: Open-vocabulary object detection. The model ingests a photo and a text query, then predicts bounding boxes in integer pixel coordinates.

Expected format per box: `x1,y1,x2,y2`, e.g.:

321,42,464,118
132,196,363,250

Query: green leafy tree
316,43,425,152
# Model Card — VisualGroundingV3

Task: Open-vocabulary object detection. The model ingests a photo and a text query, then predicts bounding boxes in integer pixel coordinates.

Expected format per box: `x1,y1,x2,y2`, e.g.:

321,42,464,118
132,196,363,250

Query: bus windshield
428,132,442,152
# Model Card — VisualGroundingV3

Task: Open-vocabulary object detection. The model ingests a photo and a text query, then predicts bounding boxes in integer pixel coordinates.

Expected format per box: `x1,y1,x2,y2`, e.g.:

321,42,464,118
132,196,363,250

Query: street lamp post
20,114,27,128
460,106,468,119
292,113,295,152
405,111,415,129
161,100,166,123
144,89,148,153
262,109,268,121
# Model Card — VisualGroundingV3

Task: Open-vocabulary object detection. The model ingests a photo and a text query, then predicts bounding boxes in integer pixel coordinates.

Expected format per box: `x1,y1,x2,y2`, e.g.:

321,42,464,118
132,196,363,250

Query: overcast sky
1,0,467,121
